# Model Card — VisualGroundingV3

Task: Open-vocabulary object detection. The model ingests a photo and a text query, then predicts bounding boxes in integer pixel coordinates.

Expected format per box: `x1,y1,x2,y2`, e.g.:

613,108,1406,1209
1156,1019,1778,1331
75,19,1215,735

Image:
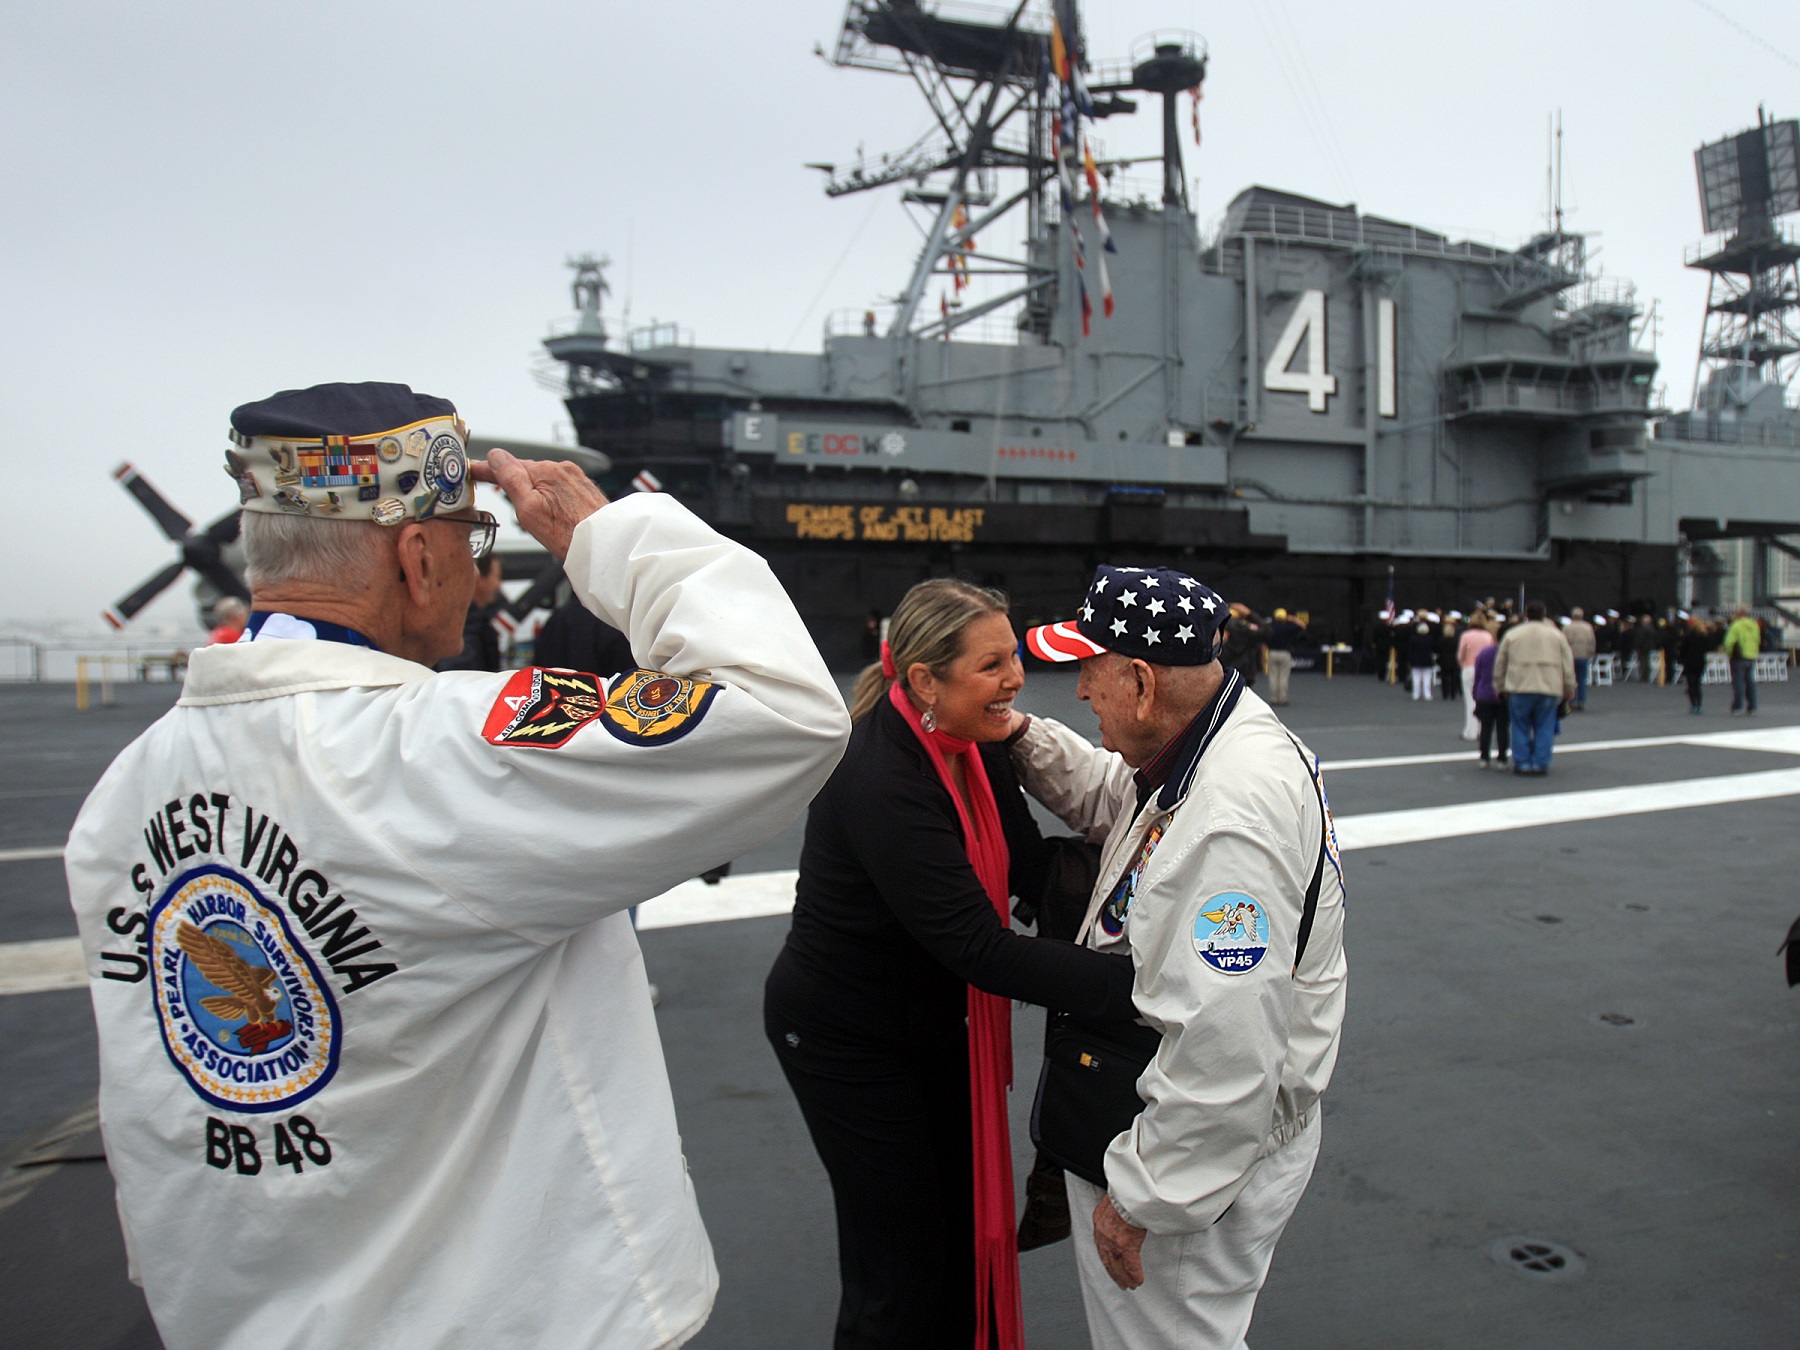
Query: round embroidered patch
1193,892,1269,975
601,668,720,746
148,865,340,1114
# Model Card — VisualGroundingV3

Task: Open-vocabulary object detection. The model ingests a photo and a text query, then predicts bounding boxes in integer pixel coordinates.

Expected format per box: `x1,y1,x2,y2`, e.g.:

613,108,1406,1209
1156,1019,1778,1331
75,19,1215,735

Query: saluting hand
470,448,611,561
1093,1196,1146,1291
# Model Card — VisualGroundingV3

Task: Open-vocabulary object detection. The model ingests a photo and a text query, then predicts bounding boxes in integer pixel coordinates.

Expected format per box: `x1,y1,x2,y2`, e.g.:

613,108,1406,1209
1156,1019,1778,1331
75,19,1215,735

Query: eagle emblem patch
483,667,606,749
148,865,340,1113
600,668,719,746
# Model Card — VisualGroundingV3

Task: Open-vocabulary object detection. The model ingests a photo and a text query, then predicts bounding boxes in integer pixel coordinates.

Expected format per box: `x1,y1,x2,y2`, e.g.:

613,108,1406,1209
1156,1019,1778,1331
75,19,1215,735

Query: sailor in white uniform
64,383,849,1350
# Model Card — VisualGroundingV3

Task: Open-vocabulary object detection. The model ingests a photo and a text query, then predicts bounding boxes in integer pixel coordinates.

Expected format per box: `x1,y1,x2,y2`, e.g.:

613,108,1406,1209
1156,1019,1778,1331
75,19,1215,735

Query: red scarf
886,680,1024,1349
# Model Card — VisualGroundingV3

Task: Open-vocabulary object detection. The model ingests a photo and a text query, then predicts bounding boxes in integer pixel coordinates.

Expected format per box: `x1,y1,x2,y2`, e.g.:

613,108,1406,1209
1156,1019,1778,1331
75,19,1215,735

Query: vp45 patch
1194,892,1270,976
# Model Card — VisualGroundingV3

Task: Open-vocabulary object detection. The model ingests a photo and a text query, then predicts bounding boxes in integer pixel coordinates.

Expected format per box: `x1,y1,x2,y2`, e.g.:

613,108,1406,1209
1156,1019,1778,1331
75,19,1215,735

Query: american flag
631,469,663,494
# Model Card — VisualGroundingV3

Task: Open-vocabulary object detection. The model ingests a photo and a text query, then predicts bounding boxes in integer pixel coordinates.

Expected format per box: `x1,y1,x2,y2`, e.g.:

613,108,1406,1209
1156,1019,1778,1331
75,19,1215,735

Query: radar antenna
567,254,611,341
1686,110,1800,409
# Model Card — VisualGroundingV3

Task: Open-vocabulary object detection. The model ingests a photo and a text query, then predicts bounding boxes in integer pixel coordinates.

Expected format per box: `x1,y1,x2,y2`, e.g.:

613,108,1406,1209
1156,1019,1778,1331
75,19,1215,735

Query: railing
1684,222,1800,266
0,635,193,684
1449,371,1655,418
1562,278,1637,313
1656,411,1800,449
1591,650,1789,687
626,322,694,352
1228,202,1507,261
825,306,896,340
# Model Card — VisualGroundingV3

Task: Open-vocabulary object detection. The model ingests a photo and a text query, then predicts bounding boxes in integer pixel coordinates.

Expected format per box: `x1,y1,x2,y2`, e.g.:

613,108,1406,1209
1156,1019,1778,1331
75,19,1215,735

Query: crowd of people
1360,599,1780,772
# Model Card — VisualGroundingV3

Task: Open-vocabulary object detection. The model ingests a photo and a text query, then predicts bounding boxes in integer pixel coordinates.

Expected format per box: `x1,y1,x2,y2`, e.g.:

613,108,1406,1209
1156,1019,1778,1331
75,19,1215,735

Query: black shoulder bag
1028,742,1329,1188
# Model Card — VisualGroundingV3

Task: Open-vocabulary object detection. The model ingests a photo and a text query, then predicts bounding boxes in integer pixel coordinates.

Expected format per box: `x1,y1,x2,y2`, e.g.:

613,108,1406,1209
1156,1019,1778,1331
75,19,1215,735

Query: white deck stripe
1322,724,1800,771
634,870,800,931
0,937,86,996
8,730,1800,990
1335,765,1800,851
0,846,65,863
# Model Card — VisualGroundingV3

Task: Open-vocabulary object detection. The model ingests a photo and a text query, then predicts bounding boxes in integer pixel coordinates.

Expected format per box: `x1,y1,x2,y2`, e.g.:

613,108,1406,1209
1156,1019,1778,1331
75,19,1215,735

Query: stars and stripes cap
1024,565,1226,665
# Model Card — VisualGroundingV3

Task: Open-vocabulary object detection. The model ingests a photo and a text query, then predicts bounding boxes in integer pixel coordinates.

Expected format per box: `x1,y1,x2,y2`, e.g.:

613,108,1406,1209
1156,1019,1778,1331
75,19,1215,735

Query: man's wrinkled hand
470,448,610,561
1093,1195,1146,1291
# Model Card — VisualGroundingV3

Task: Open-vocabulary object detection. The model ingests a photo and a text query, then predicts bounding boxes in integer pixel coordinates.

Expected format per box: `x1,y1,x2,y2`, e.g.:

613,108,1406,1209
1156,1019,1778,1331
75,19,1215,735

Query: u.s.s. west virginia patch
482,667,607,749
600,668,719,746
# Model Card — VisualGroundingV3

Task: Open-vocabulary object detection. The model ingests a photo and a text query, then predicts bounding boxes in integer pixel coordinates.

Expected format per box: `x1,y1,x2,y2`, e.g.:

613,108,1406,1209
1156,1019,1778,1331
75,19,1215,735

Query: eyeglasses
426,510,499,562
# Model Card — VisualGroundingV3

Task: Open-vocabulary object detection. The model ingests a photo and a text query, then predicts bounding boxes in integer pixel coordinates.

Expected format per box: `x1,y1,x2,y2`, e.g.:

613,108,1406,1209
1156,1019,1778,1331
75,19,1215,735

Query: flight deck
2,671,1796,1348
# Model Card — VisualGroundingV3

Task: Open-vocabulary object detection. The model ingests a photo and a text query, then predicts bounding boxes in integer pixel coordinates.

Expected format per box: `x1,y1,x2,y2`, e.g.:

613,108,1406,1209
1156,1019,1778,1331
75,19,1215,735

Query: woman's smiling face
910,612,1024,743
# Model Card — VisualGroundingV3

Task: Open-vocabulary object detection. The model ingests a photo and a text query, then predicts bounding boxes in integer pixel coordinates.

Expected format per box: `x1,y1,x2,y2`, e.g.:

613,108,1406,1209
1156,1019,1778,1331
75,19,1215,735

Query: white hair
242,511,391,592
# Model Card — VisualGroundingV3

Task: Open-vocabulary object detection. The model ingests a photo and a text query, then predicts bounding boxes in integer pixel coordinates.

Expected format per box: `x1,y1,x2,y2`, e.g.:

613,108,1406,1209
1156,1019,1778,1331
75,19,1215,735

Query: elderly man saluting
1016,566,1347,1349
64,383,848,1349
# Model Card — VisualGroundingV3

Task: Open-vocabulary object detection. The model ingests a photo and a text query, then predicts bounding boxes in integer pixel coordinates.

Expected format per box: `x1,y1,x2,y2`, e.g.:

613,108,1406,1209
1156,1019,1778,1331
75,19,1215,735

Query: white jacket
1013,675,1347,1234
64,494,849,1350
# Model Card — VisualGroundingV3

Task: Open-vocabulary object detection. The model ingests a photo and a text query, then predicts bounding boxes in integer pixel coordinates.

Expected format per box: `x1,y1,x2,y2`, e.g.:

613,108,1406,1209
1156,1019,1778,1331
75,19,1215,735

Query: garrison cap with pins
1025,564,1226,665
226,382,471,526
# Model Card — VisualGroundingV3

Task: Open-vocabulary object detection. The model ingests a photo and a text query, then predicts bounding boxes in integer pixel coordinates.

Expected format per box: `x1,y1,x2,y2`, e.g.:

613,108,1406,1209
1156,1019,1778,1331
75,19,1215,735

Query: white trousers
1461,675,1479,740
1409,667,1432,700
1065,1114,1321,1350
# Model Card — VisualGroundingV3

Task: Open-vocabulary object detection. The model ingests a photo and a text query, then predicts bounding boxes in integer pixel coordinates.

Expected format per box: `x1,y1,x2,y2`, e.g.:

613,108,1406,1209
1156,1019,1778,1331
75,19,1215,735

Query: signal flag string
1050,12,1118,338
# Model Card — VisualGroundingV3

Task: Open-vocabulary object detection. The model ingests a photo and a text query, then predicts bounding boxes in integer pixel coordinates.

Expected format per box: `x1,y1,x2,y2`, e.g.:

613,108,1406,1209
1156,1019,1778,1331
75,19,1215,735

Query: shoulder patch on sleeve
482,667,605,749
1193,892,1269,975
599,669,719,746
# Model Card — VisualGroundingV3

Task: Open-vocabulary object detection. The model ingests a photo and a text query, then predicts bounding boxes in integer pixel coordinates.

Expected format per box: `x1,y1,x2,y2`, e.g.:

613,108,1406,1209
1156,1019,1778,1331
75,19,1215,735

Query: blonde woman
764,578,1134,1350
1456,611,1496,739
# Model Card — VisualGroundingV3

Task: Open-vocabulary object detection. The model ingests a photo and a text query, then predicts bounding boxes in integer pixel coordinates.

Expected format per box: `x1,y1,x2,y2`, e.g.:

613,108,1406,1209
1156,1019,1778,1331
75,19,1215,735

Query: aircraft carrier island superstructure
541,0,1800,664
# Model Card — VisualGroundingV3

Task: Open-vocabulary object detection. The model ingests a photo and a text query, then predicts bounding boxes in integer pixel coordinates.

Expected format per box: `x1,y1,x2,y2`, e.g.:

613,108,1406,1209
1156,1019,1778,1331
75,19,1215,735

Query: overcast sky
4,0,1796,633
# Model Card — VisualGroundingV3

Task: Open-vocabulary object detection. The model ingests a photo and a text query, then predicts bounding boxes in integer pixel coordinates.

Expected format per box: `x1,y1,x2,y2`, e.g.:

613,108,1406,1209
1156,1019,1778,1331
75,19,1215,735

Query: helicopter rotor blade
505,559,567,622
113,463,194,542
104,560,189,628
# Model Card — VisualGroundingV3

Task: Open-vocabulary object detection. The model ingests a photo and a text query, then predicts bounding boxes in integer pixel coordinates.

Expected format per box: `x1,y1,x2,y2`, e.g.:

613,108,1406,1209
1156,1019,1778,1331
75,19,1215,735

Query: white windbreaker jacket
1013,674,1347,1235
64,494,849,1349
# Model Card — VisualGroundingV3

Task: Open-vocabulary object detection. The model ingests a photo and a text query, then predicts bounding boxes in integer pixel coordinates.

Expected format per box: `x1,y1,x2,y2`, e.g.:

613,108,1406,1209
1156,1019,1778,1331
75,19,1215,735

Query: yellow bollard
1326,648,1334,679
76,657,90,712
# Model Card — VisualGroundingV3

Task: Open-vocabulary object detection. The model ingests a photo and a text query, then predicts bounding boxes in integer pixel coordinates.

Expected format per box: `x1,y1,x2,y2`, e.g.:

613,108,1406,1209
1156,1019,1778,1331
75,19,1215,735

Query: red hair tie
880,638,897,680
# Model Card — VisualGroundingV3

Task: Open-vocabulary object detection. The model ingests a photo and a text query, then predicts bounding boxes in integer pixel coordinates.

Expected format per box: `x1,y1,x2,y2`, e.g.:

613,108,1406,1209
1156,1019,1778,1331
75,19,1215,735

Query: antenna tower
820,0,1203,340
1687,110,1800,410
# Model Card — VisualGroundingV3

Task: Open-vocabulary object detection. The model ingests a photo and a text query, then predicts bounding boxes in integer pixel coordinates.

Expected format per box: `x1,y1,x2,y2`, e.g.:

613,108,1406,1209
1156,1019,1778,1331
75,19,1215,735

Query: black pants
1476,699,1510,762
765,951,974,1349
1686,664,1704,710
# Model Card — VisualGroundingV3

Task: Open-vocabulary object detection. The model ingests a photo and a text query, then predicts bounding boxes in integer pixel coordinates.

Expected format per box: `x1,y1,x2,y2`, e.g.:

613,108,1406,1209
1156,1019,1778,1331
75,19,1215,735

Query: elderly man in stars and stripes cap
1006,564,1348,1350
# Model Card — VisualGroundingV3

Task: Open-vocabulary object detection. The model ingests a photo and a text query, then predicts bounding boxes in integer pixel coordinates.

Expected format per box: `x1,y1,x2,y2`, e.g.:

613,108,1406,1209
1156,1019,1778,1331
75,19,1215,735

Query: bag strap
1288,738,1328,972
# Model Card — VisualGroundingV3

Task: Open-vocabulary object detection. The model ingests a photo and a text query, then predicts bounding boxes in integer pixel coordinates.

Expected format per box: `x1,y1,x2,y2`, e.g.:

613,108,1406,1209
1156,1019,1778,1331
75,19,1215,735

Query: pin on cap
1025,565,1227,666
227,382,471,525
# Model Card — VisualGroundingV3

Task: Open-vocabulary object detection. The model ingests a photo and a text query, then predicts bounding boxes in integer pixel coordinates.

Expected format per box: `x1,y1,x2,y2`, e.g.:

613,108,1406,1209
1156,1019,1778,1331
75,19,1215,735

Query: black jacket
532,597,634,678
436,603,502,672
776,697,1135,1039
